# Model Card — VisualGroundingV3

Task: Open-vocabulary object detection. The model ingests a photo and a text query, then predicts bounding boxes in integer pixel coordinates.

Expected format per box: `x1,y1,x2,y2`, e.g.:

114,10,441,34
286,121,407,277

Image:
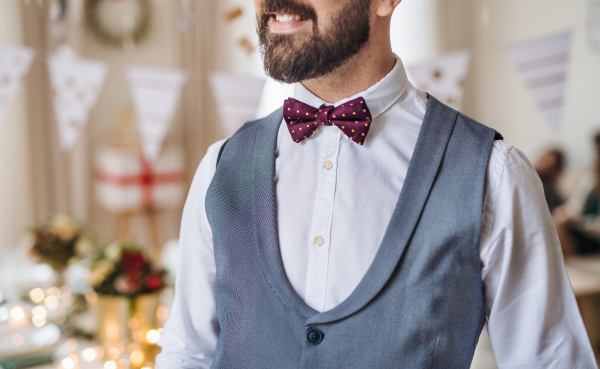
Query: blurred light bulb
68,353,79,365
146,329,160,344
156,306,169,320
64,338,79,353
32,314,46,327
130,350,144,365
45,296,59,309
61,357,75,369
94,346,105,358
108,347,120,359
59,286,71,296
82,348,96,361
106,323,119,340
12,334,24,346
47,287,61,298
32,306,46,316
10,306,25,322
104,361,117,369
128,318,139,329
30,288,45,303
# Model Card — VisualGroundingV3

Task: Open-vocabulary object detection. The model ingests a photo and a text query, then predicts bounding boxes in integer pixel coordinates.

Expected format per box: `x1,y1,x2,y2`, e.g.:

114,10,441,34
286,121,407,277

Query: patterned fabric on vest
205,95,501,369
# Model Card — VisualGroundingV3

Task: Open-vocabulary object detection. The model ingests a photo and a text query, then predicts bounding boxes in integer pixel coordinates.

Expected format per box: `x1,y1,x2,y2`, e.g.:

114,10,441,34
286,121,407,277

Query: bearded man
156,0,596,367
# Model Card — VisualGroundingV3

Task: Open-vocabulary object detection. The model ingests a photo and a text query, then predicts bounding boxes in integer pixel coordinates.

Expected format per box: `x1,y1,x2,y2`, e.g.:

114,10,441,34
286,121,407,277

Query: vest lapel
251,109,319,319
307,95,457,325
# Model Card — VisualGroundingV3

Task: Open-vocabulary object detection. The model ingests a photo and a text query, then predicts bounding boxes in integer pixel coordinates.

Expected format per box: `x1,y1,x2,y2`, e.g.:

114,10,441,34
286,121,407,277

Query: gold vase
95,292,161,368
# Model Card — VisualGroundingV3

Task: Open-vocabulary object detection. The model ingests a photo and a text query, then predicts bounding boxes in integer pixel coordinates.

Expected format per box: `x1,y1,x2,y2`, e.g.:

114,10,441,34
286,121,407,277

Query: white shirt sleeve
155,139,226,369
481,141,597,368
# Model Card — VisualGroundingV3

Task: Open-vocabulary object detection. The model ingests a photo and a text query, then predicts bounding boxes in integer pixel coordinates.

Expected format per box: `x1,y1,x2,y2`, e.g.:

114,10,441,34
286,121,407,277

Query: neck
300,37,396,104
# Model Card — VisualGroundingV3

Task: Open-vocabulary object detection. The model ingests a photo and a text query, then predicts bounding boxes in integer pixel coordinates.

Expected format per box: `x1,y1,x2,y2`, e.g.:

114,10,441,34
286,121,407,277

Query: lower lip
270,18,311,33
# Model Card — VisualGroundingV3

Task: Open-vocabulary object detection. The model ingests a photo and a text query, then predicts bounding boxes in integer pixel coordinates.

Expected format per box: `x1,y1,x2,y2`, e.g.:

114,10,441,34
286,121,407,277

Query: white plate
0,324,61,360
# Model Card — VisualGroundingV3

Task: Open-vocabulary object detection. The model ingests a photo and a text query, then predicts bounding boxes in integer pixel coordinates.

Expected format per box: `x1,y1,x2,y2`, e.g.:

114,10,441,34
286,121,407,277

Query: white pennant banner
0,44,35,121
506,31,572,132
48,44,108,150
406,50,471,111
589,0,600,52
127,66,187,162
209,72,266,137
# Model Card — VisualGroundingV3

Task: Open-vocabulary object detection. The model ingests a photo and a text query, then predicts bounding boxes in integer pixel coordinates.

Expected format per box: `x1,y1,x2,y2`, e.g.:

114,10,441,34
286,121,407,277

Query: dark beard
257,0,371,83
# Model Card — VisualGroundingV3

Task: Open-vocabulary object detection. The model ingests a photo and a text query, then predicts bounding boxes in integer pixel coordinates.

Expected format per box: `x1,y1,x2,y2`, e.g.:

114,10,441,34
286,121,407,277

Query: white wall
0,1,34,257
391,0,440,65
467,0,600,168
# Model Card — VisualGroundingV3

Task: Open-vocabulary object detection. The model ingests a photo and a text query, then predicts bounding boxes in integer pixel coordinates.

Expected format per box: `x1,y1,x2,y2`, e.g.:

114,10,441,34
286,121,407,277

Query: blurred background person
535,148,566,214
546,134,600,257
583,133,600,218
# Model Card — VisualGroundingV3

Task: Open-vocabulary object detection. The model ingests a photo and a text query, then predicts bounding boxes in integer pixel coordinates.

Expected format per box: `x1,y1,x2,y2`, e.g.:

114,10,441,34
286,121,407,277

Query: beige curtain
15,0,223,250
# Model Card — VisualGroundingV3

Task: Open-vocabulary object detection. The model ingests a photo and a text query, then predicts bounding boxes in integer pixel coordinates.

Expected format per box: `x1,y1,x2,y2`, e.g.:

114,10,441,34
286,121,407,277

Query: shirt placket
304,126,341,312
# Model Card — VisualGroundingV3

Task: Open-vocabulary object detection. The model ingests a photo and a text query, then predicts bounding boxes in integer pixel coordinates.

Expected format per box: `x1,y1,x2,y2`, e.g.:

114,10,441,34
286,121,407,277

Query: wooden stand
104,110,165,263
113,209,163,263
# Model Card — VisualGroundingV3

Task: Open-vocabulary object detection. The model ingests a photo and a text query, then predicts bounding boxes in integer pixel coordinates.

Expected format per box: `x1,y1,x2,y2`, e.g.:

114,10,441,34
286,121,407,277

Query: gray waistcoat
205,96,501,368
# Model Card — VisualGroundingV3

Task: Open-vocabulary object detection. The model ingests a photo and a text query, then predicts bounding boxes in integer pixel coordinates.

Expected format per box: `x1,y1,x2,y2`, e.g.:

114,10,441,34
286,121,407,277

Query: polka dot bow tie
283,97,372,145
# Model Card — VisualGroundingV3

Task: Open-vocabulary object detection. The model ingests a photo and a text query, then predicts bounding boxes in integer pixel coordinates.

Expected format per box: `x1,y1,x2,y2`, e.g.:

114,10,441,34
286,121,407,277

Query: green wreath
84,0,151,47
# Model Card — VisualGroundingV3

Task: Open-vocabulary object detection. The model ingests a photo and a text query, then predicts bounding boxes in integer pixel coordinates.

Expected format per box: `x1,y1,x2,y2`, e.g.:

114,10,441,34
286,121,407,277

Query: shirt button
307,328,324,345
314,236,324,246
323,161,333,170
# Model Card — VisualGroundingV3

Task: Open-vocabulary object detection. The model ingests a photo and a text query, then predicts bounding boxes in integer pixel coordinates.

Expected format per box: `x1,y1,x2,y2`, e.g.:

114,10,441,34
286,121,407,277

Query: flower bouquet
88,243,166,366
89,242,165,296
29,214,93,284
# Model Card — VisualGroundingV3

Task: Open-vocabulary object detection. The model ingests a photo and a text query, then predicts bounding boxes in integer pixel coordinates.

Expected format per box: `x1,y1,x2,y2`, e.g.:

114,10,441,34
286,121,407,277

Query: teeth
275,14,302,22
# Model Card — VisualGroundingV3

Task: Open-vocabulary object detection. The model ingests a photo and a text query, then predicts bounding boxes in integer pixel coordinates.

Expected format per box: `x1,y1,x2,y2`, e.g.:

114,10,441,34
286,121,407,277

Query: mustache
261,0,317,21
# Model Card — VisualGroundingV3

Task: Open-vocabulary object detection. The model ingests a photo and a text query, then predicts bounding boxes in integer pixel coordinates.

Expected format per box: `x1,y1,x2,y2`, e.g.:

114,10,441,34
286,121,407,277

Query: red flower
146,274,163,290
121,251,147,270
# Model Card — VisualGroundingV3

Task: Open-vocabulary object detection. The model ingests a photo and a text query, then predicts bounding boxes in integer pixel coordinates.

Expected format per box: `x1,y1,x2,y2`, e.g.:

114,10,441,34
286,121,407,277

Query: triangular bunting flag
126,66,187,162
0,44,35,121
209,72,266,137
406,50,471,111
48,44,108,150
506,31,572,132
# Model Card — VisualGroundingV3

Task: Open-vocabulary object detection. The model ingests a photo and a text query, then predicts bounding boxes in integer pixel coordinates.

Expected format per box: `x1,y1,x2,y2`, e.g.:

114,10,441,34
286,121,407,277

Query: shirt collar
292,54,408,121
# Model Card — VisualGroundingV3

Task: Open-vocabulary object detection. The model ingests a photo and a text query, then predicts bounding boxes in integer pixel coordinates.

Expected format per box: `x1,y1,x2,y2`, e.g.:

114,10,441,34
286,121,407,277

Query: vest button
307,328,324,345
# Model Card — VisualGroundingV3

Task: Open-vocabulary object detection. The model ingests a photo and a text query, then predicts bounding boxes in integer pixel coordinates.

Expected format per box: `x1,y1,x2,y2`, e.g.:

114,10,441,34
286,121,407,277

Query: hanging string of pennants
406,50,471,111
0,29,581,151
47,44,108,150
1,42,187,159
0,44,35,121
506,31,572,132
209,72,266,137
126,66,187,162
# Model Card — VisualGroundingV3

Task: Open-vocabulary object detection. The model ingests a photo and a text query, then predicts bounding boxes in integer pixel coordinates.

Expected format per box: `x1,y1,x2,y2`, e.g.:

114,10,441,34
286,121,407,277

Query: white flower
88,260,114,286
50,214,78,241
104,243,122,261
75,237,94,257
115,276,136,294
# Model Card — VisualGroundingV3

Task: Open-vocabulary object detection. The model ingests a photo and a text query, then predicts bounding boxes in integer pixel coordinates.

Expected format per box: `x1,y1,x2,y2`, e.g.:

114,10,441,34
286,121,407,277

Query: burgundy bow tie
283,97,372,145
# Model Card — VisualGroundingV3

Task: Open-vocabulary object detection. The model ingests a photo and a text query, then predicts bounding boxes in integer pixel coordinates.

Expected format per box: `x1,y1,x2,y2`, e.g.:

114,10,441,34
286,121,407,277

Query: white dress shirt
156,56,596,368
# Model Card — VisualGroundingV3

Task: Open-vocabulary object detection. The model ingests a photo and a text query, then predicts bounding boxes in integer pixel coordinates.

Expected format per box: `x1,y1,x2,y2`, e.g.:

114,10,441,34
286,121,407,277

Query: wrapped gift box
95,146,184,213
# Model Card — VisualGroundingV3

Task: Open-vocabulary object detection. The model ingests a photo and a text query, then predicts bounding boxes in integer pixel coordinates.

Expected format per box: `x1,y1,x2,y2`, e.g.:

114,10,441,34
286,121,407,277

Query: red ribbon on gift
96,158,183,208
